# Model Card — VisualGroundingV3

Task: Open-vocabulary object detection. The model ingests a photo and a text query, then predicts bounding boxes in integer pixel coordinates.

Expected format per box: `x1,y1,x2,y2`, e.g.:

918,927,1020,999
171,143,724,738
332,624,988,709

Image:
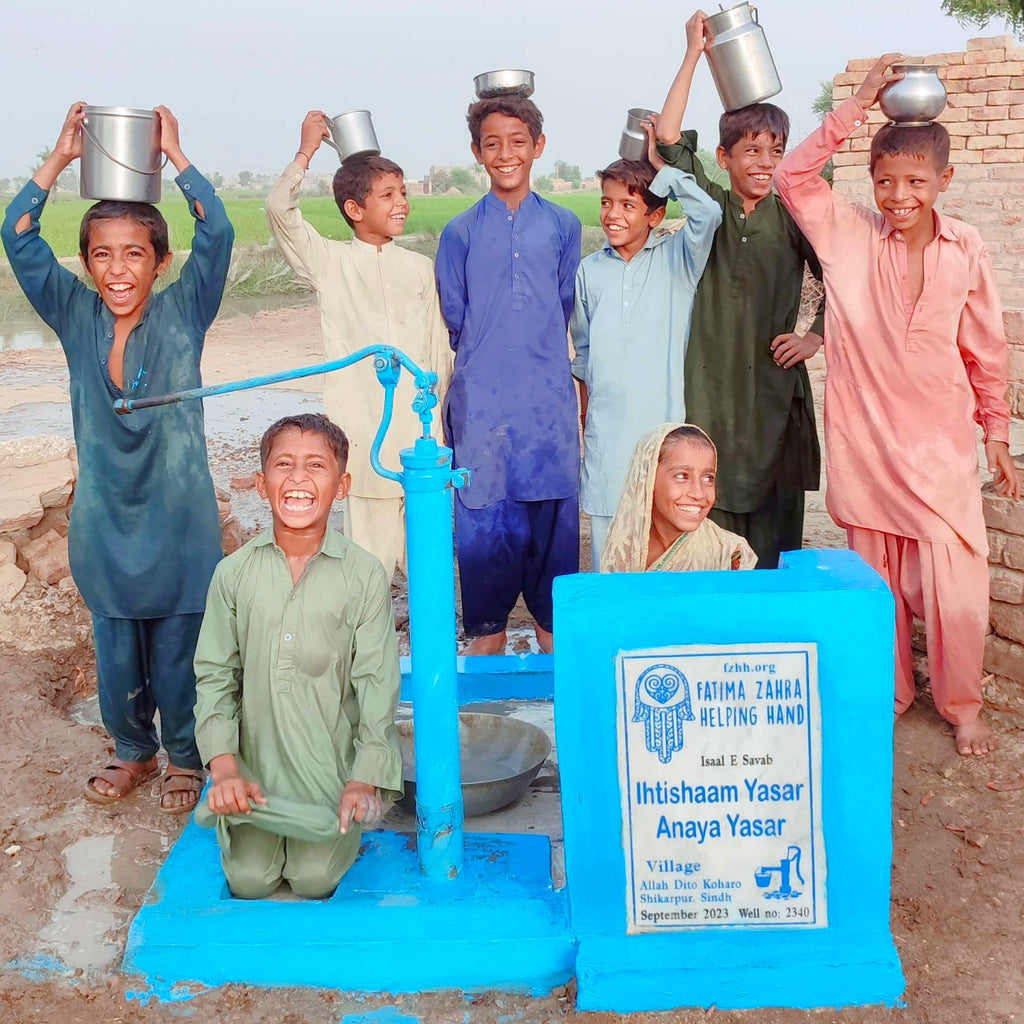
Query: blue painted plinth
554,549,905,1012
399,653,554,704
124,826,572,997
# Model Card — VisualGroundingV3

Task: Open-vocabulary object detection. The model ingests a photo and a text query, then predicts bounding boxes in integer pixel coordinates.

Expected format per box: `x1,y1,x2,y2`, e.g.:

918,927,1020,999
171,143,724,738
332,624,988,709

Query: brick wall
830,34,1024,412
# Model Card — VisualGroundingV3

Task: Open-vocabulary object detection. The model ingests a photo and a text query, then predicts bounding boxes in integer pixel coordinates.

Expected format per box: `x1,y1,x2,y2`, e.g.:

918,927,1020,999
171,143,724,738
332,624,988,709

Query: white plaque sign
616,643,826,933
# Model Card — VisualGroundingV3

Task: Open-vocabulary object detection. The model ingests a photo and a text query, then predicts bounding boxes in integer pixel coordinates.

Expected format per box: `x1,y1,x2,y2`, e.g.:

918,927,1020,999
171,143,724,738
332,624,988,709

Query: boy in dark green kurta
654,11,825,569
194,415,403,900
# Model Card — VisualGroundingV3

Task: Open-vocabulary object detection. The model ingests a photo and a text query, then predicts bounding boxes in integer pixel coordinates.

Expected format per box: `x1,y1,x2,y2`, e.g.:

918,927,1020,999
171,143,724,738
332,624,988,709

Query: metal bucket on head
323,110,380,164
704,3,782,112
80,106,163,203
618,108,657,161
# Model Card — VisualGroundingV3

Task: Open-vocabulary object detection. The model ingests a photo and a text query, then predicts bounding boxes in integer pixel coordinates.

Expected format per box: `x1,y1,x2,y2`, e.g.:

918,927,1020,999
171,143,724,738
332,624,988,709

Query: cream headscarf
599,423,758,574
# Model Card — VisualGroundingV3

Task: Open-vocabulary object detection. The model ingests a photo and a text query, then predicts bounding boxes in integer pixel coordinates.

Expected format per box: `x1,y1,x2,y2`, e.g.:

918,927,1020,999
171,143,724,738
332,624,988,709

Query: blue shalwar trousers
455,494,579,638
92,613,204,769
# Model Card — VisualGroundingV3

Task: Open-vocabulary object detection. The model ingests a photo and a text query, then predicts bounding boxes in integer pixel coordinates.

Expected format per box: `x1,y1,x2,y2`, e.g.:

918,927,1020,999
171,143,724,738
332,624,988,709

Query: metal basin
474,69,535,99
397,712,551,817
879,65,946,126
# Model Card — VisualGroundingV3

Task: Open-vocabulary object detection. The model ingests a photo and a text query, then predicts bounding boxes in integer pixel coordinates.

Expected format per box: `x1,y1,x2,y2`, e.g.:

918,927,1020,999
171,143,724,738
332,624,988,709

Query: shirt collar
351,235,393,256
254,526,348,559
484,190,536,215
602,228,672,260
879,208,958,242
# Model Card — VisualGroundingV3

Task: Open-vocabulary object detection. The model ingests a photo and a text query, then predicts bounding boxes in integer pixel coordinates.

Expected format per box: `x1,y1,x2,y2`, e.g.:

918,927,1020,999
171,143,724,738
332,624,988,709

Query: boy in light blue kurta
571,132,721,566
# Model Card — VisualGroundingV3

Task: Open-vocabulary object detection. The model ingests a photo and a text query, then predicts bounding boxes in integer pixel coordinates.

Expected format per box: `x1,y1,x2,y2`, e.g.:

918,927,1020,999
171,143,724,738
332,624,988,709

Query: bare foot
954,718,997,757
534,623,554,654
461,630,507,655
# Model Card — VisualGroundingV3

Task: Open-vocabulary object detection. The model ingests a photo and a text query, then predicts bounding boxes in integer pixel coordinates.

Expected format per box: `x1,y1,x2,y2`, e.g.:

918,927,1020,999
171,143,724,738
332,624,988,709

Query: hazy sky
0,0,1016,182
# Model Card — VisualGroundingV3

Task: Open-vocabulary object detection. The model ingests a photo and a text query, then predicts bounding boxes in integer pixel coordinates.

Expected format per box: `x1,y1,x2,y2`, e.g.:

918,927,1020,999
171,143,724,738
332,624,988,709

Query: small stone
57,576,79,596
230,474,257,491
0,541,15,568
221,516,244,556
0,563,27,604
21,530,71,586
4,845,20,856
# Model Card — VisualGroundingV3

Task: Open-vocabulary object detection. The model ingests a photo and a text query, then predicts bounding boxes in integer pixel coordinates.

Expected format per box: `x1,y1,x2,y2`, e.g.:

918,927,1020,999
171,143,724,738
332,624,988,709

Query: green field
13,191,619,258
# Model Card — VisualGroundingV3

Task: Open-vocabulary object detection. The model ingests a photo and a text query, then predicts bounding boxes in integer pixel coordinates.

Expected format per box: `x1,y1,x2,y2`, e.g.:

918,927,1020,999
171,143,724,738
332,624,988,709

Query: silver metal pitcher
618,108,657,161
473,69,536,99
323,110,380,164
704,2,782,112
879,65,947,126
80,106,164,203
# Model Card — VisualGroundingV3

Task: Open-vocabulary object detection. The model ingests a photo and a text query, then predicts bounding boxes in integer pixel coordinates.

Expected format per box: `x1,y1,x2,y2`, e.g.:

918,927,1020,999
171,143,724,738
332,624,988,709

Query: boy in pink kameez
775,55,1020,757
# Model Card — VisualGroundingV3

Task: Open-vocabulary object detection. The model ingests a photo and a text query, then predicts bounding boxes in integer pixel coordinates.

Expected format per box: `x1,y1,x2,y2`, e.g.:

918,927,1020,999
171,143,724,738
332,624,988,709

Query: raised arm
658,11,707,147
435,223,469,351
0,102,90,337
159,107,234,333
265,112,333,291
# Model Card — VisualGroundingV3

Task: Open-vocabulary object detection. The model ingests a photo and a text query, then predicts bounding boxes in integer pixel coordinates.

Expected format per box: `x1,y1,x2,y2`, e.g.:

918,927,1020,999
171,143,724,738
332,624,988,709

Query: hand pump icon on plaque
633,664,695,764
755,845,804,900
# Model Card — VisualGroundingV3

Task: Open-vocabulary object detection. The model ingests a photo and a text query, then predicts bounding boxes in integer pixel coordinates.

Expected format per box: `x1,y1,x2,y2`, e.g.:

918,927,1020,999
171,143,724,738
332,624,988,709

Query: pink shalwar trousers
847,526,988,726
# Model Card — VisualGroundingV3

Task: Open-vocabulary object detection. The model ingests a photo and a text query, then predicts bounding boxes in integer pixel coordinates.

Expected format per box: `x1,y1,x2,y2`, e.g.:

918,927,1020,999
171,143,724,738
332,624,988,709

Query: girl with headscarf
600,423,757,573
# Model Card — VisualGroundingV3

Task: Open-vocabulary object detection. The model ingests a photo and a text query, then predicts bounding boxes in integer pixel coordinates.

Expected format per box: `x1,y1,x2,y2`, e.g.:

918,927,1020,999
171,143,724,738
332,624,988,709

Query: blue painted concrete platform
400,654,554,704
124,826,573,995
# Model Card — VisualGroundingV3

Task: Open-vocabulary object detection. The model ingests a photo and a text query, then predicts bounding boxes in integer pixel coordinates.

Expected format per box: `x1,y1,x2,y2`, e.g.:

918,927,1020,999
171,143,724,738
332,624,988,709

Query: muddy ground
1,307,1022,1024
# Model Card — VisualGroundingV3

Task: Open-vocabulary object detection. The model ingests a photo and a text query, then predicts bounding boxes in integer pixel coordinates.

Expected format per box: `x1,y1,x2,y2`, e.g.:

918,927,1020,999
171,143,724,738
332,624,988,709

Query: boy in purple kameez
436,95,582,654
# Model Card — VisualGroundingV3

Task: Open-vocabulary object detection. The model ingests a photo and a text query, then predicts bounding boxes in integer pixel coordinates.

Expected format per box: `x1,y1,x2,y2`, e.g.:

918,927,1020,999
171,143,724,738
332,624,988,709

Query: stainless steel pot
397,712,551,818
80,106,164,203
473,69,536,99
618,108,657,161
879,65,947,126
323,110,380,164
704,2,782,112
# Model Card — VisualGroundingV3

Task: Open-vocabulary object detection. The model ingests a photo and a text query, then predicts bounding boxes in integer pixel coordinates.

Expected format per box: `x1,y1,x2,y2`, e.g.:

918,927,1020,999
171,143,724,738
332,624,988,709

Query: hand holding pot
298,110,331,166
854,53,906,110
155,106,189,175
31,102,85,191
644,117,666,171
685,10,709,57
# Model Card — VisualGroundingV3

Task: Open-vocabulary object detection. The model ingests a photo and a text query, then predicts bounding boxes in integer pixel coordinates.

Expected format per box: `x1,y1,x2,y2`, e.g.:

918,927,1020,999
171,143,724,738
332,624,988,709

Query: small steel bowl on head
473,69,536,100
879,65,947,127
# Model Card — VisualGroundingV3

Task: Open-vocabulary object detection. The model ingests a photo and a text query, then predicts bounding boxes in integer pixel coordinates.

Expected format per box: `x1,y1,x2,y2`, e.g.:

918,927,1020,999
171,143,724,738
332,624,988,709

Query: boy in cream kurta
775,56,1021,756
266,112,451,580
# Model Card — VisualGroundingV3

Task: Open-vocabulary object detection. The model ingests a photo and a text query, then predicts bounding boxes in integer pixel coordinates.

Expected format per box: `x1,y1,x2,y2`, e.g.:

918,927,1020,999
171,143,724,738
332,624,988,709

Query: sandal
159,766,205,816
84,757,160,805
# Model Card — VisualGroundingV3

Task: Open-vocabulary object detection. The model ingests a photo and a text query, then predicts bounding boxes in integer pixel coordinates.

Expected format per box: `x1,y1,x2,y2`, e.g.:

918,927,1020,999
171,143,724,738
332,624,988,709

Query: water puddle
39,829,169,971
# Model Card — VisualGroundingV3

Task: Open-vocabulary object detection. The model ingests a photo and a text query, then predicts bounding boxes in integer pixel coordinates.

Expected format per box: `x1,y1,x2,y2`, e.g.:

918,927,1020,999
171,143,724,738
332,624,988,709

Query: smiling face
256,427,351,537
345,172,409,245
600,178,666,261
871,152,953,239
472,112,545,206
717,131,784,208
80,218,172,323
651,439,717,543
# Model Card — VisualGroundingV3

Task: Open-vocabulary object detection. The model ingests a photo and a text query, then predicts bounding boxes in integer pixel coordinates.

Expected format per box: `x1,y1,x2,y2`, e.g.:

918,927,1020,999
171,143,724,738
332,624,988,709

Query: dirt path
0,308,1021,1024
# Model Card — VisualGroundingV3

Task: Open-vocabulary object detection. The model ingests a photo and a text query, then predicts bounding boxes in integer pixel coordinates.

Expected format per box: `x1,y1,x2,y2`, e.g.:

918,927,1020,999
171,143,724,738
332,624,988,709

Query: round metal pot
80,105,163,203
323,110,380,164
879,65,947,126
397,712,552,818
473,69,536,99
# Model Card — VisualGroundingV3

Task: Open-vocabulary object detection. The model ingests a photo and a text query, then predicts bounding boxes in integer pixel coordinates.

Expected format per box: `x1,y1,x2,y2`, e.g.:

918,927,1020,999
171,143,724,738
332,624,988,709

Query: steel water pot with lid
704,2,782,112
323,110,380,164
618,108,657,161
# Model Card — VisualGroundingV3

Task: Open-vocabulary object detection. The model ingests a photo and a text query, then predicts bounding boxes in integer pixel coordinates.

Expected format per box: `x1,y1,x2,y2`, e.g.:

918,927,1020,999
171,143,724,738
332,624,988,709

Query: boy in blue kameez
436,95,582,654
1,102,234,813
571,122,721,566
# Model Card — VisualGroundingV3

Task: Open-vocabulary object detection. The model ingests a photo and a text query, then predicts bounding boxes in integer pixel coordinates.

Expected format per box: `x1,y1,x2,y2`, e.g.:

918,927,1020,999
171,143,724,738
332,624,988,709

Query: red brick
987,62,1024,76
989,600,1024,643
984,489,1024,534
970,105,1009,119
967,76,1008,92
954,150,986,164
967,49,1003,64
947,92,975,107
990,162,1024,176
945,120,986,136
832,152,863,167
927,52,965,66
968,35,1015,50
967,136,1003,149
946,65,978,80
846,58,878,72
982,633,1024,680
944,79,969,94
834,72,864,86
1010,104,1024,118
988,90,1024,104
986,148,1024,163
987,120,1022,133
1006,311,1024,344
20,529,70,586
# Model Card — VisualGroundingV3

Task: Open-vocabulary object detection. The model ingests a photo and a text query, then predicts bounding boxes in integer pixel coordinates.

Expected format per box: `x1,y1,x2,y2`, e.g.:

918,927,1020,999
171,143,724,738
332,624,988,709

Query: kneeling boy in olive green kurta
193,414,403,899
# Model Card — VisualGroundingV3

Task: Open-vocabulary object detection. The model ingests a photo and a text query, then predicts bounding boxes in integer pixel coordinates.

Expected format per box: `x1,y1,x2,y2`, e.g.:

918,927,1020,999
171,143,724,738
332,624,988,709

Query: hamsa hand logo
634,663,695,764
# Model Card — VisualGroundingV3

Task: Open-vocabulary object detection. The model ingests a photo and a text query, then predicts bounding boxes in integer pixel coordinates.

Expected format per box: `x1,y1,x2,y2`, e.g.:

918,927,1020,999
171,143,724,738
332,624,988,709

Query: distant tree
812,80,835,121
941,0,1024,32
238,170,253,188
449,167,478,193
209,171,224,188
430,168,451,193
554,160,581,182
13,176,29,192
534,173,553,192
316,176,332,197
0,178,10,193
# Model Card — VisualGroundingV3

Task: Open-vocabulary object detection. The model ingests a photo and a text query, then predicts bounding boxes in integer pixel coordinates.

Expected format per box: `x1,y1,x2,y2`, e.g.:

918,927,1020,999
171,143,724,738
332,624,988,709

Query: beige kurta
266,162,452,499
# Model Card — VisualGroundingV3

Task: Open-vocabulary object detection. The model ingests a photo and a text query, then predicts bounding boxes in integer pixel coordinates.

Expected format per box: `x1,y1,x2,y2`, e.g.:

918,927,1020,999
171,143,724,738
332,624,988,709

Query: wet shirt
657,132,824,513
193,529,404,811
266,162,452,499
570,167,722,517
1,168,233,618
775,98,1010,553
436,191,582,509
